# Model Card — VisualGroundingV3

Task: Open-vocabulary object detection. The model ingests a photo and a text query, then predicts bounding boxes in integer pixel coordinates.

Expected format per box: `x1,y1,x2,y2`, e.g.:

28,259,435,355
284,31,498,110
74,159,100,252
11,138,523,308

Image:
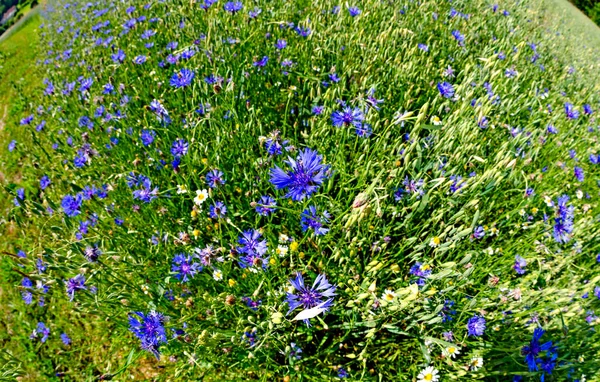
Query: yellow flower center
424,373,433,381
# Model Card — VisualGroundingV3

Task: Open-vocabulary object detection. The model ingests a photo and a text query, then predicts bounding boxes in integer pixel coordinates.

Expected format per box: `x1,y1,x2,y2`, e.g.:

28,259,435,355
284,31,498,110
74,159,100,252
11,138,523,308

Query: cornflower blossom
514,255,527,274
61,194,83,217
331,107,365,128
170,68,195,88
286,273,336,326
128,311,168,358
348,6,361,16
564,102,579,119
553,195,574,244
437,81,455,98
61,333,71,345
237,229,269,271
223,1,243,13
149,99,171,124
206,169,226,188
132,176,159,203
466,315,486,337
574,166,584,182
255,195,277,216
171,254,202,282
65,274,86,301
31,322,50,343
473,225,485,239
209,201,227,218
270,148,330,201
522,328,555,371
300,205,330,235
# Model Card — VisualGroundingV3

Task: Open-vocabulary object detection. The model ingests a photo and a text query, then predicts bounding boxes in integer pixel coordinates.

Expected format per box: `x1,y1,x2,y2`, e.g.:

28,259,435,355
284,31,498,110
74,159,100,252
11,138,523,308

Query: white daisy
276,245,289,257
176,184,188,194
213,268,223,281
429,236,441,247
194,189,209,205
381,289,396,302
417,366,440,382
469,357,483,371
444,345,461,359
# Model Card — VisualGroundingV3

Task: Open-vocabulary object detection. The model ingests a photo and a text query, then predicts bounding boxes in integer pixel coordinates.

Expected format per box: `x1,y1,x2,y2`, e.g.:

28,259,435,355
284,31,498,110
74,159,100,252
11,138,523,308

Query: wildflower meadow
1,0,600,380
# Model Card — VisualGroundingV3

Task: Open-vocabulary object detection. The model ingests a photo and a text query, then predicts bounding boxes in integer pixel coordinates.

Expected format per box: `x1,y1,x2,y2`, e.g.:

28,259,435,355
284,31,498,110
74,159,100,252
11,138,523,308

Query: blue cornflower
547,124,558,134
171,139,189,157
237,229,269,270
133,55,147,64
209,201,227,218
564,103,579,119
275,39,287,50
301,205,330,236
253,56,269,67
331,107,364,128
103,83,114,94
312,105,324,115
132,176,159,203
452,29,465,45
140,129,156,146
242,296,262,311
61,333,71,345
84,245,102,262
583,104,593,115
111,49,125,63
61,194,83,217
437,81,455,99
553,195,574,244
128,311,168,358
8,140,16,152
594,286,600,299
255,195,277,216
264,130,291,155
295,26,311,37
466,315,486,337
355,123,372,138
286,273,336,326
20,115,34,125
418,43,429,52
171,253,202,282
78,78,93,93
65,274,86,301
522,328,554,371
39,175,50,190
338,368,349,378
170,68,195,88
248,7,261,18
206,169,226,188
224,1,243,13
270,148,330,201
31,322,50,343
574,166,584,182
348,6,361,16
472,225,485,239
149,99,171,124
514,255,527,274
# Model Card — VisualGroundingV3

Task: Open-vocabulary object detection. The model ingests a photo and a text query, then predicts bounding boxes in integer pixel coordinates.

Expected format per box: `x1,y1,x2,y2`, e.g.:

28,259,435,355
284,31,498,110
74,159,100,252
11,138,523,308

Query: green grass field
1,0,600,380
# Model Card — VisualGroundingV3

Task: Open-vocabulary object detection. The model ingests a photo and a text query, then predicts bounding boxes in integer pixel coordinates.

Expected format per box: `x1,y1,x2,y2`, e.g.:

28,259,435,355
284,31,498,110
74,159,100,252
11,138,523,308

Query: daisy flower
194,189,209,205
381,289,396,302
429,236,441,247
213,268,223,281
177,185,188,194
469,357,483,371
417,366,440,382
444,345,461,359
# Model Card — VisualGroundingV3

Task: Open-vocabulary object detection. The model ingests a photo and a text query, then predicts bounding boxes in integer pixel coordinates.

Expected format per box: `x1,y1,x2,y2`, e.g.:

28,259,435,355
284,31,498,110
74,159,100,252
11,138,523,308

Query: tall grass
1,0,599,380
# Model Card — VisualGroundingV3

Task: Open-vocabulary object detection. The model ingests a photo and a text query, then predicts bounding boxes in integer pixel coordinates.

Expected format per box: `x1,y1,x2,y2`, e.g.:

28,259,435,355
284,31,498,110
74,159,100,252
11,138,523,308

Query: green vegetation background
0,0,599,380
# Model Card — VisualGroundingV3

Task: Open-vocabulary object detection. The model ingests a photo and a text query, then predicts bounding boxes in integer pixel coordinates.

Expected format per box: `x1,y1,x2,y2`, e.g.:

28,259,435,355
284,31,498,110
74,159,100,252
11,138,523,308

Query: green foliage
0,0,600,381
